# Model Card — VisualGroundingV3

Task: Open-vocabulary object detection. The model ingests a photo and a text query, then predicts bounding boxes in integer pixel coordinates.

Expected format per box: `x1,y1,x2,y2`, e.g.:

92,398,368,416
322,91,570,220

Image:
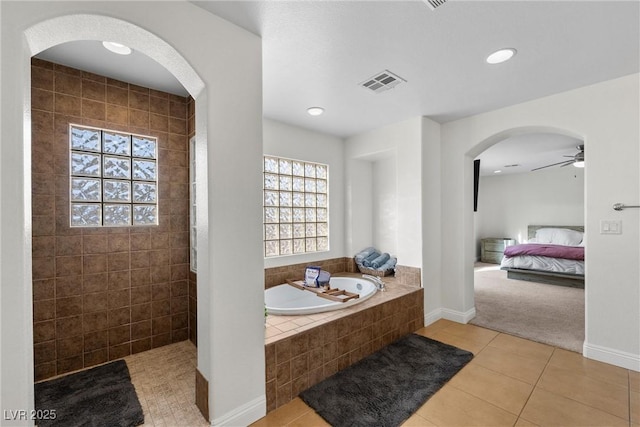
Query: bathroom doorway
469,131,586,352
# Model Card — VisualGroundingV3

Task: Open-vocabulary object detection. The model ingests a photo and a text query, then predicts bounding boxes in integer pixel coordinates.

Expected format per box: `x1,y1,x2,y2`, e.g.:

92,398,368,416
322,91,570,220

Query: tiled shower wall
30,58,194,381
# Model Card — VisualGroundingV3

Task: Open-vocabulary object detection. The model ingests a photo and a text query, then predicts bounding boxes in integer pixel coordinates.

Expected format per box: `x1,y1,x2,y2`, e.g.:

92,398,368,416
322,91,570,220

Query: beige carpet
471,263,584,353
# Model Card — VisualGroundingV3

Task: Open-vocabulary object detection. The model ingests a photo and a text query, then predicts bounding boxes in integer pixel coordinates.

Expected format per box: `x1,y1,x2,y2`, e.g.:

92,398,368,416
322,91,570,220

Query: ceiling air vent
359,70,406,94
423,0,447,10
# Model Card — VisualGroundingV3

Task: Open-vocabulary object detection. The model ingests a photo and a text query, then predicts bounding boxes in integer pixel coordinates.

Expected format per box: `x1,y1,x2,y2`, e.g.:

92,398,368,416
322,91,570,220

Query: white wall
263,119,345,268
372,157,398,254
440,74,640,370
345,118,422,267
1,2,266,425
475,166,585,257
421,117,443,320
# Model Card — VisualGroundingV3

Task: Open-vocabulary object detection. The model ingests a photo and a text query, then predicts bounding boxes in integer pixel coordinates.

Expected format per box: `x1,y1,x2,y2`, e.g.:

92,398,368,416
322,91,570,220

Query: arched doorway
21,12,208,419
469,129,586,351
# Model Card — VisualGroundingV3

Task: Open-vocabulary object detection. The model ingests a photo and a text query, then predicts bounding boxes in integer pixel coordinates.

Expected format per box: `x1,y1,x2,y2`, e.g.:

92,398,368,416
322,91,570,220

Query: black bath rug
34,360,144,427
299,333,473,427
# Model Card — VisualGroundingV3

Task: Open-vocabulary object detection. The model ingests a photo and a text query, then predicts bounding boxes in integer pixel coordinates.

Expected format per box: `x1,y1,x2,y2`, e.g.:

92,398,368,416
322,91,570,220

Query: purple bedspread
503,243,584,261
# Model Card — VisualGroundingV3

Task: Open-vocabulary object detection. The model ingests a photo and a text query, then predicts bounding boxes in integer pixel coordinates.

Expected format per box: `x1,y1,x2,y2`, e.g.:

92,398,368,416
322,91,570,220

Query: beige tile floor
125,341,208,427
251,319,640,427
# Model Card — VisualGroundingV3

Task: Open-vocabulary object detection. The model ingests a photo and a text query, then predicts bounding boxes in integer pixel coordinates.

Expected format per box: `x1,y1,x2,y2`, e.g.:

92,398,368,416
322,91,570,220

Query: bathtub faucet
362,274,386,291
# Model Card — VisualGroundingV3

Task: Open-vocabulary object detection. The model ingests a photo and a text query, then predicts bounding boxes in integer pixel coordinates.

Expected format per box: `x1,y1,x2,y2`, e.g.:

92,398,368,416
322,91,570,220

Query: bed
500,225,585,288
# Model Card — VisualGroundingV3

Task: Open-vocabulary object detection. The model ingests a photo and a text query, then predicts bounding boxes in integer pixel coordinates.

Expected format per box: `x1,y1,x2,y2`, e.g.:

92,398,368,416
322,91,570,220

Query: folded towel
377,256,397,271
354,247,377,263
370,253,390,269
362,250,381,267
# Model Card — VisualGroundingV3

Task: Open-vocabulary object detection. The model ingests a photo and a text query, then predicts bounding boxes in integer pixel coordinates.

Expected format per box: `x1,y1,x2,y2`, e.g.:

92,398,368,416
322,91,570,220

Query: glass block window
69,124,158,227
263,156,329,257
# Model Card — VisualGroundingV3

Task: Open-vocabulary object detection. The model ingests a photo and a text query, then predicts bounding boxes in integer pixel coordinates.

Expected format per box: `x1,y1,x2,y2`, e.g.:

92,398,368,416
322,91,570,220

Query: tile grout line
629,371,632,427
514,346,557,423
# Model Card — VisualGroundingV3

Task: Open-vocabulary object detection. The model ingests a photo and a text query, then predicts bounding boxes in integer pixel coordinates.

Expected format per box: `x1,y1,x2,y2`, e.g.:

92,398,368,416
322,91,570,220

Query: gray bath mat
299,333,473,427
34,360,144,427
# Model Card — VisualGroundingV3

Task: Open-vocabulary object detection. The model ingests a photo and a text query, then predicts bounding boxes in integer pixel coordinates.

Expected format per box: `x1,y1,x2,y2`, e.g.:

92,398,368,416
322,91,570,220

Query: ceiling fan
532,145,584,171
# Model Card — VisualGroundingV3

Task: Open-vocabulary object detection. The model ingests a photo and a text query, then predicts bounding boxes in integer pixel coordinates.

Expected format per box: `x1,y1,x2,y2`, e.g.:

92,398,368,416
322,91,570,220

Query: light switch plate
600,220,622,234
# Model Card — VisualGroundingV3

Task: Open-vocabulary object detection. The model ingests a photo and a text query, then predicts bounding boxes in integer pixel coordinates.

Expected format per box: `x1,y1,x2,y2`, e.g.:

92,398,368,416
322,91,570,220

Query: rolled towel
354,247,377,263
377,256,397,271
370,252,390,269
362,250,381,267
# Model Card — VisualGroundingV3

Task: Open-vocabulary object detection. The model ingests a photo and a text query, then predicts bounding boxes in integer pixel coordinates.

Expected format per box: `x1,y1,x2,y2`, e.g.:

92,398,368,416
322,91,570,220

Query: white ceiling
35,1,639,172
476,133,583,176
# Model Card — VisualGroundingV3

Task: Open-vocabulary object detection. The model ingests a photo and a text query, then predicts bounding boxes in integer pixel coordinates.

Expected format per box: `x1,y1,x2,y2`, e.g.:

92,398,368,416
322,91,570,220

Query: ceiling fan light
573,161,585,168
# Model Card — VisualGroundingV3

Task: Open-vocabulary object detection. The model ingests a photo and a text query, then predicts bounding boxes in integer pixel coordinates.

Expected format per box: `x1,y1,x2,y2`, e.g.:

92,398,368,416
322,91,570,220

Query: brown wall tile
55,93,82,116
84,292,108,313
131,303,151,322
56,315,83,339
32,88,54,111
56,337,83,358
32,66,54,91
83,311,108,333
130,251,150,269
108,289,130,310
33,300,56,322
56,235,83,256
131,338,151,354
108,270,130,290
33,279,55,302
106,104,128,125
84,348,108,366
109,343,131,360
31,60,193,379
131,320,151,340
82,99,105,120
56,296,83,317
34,321,56,343
82,79,105,102
54,73,81,96
34,341,56,365
106,85,128,107
109,307,131,327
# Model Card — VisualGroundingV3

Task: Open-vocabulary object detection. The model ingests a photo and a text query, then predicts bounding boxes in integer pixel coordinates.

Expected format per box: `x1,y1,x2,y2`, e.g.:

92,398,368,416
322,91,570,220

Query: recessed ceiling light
307,107,324,116
102,41,132,55
493,170,502,174
486,48,516,64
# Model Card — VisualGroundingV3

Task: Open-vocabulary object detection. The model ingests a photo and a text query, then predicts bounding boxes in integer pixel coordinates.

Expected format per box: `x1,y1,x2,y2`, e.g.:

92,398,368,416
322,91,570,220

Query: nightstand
480,238,516,264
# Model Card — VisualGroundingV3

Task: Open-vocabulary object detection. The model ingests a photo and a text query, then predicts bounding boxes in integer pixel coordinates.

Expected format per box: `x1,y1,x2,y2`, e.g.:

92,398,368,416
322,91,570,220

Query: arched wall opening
462,125,586,349
21,11,210,415
4,4,266,424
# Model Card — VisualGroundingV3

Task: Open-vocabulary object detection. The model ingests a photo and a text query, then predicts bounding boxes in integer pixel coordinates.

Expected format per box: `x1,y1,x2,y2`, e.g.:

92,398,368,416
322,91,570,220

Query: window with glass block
263,156,329,257
69,124,158,227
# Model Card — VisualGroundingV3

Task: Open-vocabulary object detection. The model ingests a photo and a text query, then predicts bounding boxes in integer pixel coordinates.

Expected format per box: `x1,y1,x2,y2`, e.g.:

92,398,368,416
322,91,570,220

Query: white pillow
535,228,583,246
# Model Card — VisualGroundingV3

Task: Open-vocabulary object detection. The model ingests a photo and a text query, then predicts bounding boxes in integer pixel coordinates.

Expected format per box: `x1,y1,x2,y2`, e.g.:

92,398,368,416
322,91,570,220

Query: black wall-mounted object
473,159,480,212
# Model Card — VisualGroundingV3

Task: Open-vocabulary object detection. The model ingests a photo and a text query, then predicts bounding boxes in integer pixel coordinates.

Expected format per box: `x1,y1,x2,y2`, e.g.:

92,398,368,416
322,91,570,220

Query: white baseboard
442,307,476,324
583,342,640,372
212,395,266,427
424,307,476,326
424,308,443,326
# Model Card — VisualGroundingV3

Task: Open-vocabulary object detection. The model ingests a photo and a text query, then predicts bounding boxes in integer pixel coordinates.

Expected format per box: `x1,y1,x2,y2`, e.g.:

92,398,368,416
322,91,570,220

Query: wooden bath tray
286,279,360,303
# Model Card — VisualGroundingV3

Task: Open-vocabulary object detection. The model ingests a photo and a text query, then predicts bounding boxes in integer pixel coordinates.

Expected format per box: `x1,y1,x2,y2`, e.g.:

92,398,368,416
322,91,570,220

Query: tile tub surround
31,59,194,380
264,257,421,289
264,273,424,412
